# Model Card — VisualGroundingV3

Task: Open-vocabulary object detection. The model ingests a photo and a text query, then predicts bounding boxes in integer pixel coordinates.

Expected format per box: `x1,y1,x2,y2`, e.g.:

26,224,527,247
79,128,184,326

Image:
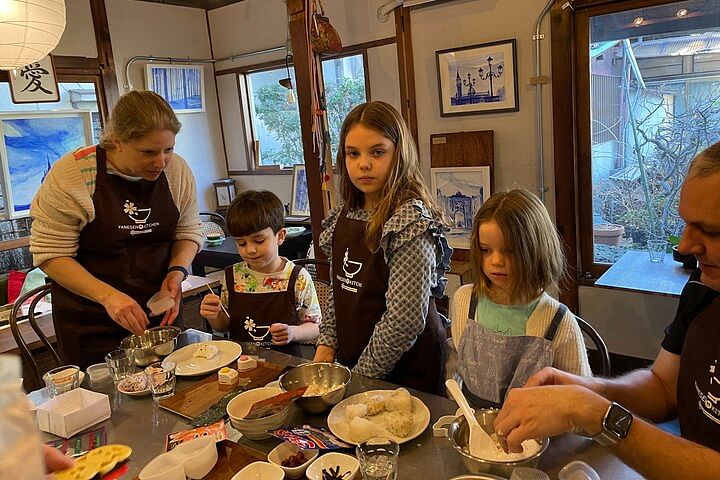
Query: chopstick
206,282,231,318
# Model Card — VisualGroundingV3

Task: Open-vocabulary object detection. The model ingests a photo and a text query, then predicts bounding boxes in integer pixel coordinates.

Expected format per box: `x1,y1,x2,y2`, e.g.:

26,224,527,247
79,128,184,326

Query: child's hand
269,323,293,345
200,293,223,321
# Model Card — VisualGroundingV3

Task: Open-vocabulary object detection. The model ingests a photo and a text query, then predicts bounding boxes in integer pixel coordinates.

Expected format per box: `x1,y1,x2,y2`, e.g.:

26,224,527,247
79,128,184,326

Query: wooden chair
577,316,612,377
9,284,60,386
292,258,330,359
200,212,228,237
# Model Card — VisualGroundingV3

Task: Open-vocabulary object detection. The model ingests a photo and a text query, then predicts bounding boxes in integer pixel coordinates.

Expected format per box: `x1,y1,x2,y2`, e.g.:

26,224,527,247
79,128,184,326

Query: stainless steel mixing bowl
119,325,181,366
278,362,351,414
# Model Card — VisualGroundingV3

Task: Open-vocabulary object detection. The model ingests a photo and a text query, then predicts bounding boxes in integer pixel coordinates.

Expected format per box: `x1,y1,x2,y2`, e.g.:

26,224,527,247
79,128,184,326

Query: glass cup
356,437,399,480
144,361,176,402
105,348,136,383
43,365,80,397
647,239,667,263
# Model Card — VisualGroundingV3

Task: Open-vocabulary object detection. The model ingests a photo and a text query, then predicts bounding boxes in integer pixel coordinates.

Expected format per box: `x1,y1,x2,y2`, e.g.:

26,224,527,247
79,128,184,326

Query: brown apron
677,297,720,450
332,208,446,394
226,263,303,357
52,146,182,369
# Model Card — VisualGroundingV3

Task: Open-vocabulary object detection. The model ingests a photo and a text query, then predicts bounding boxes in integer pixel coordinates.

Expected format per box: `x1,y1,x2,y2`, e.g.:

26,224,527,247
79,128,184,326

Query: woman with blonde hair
449,188,591,407
30,90,202,368
313,101,452,394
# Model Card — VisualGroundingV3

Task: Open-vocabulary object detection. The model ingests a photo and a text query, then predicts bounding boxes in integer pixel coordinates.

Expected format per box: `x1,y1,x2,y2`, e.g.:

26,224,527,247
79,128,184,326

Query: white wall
104,0,226,212
208,0,400,198
53,0,97,58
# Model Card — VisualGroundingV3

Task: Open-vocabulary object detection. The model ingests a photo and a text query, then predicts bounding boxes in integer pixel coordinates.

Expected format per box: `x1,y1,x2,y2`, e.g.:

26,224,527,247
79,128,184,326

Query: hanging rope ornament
0,0,66,70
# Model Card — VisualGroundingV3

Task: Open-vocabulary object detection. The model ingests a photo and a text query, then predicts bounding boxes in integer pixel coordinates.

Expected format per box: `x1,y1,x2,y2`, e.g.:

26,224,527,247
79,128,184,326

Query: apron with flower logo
457,294,566,408
226,263,303,357
332,207,446,394
52,146,182,369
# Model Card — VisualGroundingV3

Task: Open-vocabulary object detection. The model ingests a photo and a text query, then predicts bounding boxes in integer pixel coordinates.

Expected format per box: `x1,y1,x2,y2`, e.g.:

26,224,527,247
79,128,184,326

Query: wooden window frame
551,0,683,309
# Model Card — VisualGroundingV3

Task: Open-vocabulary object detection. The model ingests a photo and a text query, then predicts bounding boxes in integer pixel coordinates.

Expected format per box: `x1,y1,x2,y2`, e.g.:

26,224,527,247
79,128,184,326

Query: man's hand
525,366,602,392
159,271,184,326
494,385,609,453
101,289,148,335
270,323,293,345
313,344,336,363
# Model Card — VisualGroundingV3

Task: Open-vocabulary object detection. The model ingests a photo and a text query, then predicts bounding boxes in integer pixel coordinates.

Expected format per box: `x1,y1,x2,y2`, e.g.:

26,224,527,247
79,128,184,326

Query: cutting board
159,362,289,420
132,440,267,480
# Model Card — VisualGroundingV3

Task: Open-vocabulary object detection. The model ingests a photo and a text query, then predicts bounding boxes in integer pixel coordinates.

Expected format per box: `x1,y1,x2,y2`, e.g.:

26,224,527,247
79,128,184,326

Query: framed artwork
145,64,205,113
0,112,92,217
436,39,519,116
8,55,60,104
290,164,310,217
431,166,491,249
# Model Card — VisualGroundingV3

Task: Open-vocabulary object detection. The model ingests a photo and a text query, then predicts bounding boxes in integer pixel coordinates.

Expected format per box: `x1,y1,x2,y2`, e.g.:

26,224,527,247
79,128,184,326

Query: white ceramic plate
164,340,242,376
327,389,431,445
117,372,150,396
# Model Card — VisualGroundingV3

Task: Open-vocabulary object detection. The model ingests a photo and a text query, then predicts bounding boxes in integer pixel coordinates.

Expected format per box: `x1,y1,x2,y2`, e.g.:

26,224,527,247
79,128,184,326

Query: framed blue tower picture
436,39,518,116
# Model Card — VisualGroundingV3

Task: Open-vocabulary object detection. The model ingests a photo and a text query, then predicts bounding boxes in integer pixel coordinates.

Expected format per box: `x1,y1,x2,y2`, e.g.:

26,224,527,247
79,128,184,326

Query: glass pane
247,67,302,168
322,54,367,161
589,1,720,264
0,82,101,217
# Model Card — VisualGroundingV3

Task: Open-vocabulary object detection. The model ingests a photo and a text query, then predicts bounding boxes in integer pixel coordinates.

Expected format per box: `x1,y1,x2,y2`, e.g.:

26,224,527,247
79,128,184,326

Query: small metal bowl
446,409,548,478
119,326,181,367
279,362,351,414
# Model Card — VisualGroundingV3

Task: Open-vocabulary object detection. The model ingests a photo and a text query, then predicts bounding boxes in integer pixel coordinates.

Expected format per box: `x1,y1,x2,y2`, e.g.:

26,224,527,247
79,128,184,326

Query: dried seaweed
191,385,249,427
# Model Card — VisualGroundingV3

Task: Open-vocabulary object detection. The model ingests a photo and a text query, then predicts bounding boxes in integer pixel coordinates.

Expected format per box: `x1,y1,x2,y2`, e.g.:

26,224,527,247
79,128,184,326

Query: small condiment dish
306,452,359,480
230,461,284,480
138,453,185,480
170,436,218,479
267,441,318,479
86,363,111,383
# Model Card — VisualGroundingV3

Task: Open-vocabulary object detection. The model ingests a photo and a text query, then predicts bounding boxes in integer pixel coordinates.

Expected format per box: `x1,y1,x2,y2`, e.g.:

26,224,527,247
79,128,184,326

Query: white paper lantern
0,0,66,70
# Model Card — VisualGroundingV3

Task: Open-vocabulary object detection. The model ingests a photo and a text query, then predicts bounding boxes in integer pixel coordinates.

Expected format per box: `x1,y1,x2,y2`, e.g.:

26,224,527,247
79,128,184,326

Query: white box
36,388,111,438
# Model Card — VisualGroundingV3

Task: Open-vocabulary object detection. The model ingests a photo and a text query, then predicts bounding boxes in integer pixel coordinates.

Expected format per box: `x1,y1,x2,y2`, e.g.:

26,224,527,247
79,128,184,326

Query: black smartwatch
592,402,633,446
167,265,189,280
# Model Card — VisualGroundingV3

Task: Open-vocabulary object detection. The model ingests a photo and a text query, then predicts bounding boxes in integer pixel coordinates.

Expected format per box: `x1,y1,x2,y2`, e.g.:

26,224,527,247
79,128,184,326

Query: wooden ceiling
134,0,246,10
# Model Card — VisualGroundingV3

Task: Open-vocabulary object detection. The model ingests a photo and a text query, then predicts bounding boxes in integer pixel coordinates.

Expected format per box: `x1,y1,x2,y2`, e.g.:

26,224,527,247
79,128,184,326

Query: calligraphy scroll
9,55,60,104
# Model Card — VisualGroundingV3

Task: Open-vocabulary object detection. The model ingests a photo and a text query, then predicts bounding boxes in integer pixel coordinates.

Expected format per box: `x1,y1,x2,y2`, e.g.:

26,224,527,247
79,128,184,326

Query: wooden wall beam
394,7,418,144
90,0,120,115
286,0,328,272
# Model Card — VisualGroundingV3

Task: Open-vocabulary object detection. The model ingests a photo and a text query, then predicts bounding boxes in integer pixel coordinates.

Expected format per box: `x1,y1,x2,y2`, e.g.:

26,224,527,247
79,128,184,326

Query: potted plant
668,235,697,270
593,224,625,247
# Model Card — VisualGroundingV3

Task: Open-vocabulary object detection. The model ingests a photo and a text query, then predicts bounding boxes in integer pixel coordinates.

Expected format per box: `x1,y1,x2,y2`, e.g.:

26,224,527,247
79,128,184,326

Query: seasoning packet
46,426,106,456
165,419,228,452
269,425,353,450
244,387,308,420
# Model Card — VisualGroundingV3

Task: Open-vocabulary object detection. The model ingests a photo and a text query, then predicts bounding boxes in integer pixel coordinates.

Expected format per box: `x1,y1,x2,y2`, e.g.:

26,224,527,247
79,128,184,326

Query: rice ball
385,388,413,413
349,417,381,443
365,394,386,416
385,411,414,437
345,403,368,423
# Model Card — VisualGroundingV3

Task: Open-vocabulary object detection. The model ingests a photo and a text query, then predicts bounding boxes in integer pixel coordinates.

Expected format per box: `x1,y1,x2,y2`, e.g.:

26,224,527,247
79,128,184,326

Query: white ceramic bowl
170,436,218,479
138,453,185,480
267,441,319,479
306,452,359,480
231,461,284,480
226,387,290,440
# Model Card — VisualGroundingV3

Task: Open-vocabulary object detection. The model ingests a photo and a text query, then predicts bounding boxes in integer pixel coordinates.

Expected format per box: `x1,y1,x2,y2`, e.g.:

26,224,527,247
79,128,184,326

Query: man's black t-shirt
662,270,718,354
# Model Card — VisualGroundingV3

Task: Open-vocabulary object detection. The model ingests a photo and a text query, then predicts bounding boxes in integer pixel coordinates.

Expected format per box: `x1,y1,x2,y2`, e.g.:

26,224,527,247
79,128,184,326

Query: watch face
606,404,633,438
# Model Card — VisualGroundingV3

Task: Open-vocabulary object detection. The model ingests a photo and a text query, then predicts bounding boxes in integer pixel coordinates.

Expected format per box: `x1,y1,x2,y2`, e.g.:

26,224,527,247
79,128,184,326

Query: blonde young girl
313,101,452,394
450,189,591,407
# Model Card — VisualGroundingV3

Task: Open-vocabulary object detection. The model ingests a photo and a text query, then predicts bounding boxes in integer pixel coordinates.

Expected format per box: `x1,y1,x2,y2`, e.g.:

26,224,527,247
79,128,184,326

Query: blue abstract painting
146,64,205,113
3,115,88,214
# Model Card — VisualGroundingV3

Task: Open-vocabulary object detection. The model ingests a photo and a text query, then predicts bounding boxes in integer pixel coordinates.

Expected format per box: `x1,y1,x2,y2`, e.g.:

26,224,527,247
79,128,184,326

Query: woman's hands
158,270,184,326
101,289,148,335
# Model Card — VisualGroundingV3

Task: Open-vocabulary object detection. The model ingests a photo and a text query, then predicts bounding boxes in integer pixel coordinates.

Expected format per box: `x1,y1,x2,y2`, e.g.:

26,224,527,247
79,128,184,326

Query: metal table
29,343,644,479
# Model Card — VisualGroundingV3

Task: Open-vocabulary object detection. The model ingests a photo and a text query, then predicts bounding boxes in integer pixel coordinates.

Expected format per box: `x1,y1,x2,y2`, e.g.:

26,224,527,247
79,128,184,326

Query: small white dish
267,442,318,479
231,461,284,480
117,372,151,396
169,436,217,479
138,453,185,480
147,291,175,316
306,452,359,480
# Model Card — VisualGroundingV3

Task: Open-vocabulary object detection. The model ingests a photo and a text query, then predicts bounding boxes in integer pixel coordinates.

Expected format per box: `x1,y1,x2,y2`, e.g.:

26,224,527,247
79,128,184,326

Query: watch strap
168,265,189,280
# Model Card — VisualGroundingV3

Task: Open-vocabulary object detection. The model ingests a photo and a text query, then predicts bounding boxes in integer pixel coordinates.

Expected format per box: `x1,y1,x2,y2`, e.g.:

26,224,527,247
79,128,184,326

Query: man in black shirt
494,142,720,480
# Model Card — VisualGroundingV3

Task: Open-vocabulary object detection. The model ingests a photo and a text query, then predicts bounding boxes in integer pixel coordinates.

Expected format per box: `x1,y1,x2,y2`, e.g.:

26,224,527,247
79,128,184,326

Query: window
245,53,367,169
580,0,720,274
0,82,101,218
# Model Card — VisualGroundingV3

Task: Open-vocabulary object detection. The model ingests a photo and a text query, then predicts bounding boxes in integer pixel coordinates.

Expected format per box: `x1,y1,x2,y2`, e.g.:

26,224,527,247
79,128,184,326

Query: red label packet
269,425,352,450
165,419,228,452
244,386,307,420
46,426,107,456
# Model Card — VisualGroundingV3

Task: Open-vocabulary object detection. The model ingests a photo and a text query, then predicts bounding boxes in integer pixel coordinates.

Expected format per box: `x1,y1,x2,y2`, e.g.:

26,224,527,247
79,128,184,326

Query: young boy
199,190,321,356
